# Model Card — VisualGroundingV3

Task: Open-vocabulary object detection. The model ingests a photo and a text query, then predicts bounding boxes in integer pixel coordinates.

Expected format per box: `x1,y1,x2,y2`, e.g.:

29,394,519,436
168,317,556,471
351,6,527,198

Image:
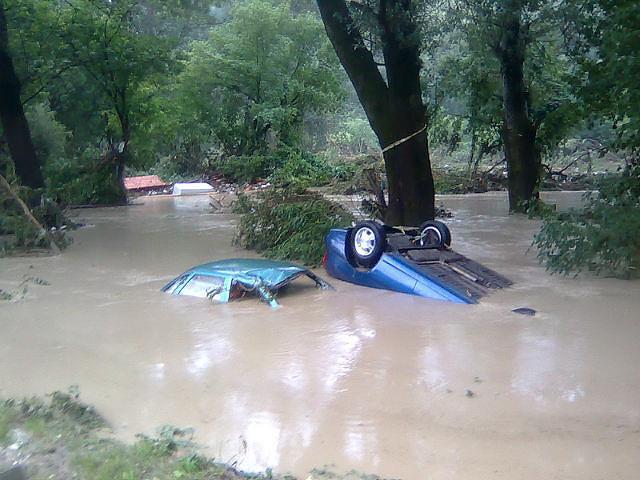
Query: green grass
0,404,16,445
0,391,395,480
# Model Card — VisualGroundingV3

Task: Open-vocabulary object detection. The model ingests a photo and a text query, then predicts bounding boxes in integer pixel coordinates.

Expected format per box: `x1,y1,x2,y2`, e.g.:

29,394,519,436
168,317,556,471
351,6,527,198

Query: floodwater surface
1,192,639,479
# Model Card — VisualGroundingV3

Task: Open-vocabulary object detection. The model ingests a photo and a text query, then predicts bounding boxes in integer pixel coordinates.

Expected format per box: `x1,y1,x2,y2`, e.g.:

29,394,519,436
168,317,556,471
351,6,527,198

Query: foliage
326,116,378,155
567,0,640,151
173,0,343,158
25,102,71,167
0,175,71,254
533,164,640,277
268,149,336,188
216,147,338,188
432,1,579,168
233,189,354,266
45,152,124,206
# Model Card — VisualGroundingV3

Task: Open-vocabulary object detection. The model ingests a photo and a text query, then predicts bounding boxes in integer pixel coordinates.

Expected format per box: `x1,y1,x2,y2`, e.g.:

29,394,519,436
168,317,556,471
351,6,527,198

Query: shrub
533,164,640,277
233,188,354,266
217,147,336,187
0,174,71,254
268,148,334,188
26,102,71,166
45,148,123,205
217,153,276,183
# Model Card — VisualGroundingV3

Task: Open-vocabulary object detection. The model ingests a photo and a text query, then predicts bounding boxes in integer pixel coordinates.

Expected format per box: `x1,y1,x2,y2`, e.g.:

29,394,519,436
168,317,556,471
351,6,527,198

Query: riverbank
0,392,380,480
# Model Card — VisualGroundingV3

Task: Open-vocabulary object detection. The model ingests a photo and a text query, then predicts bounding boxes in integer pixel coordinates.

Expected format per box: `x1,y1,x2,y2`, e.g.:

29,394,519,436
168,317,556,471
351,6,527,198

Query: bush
533,164,640,277
26,102,71,166
233,188,353,266
0,174,71,255
218,153,276,183
269,149,335,188
45,149,123,205
217,147,337,188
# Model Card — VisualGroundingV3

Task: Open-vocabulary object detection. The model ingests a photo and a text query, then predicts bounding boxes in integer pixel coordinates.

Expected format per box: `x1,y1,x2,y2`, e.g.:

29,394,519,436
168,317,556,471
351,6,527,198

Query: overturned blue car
324,220,512,304
162,258,332,308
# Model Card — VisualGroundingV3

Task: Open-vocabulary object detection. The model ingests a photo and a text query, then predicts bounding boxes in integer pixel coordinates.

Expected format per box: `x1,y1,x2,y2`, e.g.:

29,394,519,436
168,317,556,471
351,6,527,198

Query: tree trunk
113,106,130,203
496,6,540,212
0,1,44,190
317,0,434,225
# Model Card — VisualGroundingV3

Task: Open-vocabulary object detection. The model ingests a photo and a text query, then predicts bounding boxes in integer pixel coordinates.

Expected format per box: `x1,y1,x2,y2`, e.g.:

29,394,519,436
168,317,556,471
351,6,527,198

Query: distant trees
440,0,576,211
567,0,640,152
0,0,636,217
55,0,174,201
175,0,343,159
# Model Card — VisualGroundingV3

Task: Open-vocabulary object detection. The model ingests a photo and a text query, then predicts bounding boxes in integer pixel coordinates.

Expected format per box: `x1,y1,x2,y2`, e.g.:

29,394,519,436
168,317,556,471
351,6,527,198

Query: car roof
187,258,308,288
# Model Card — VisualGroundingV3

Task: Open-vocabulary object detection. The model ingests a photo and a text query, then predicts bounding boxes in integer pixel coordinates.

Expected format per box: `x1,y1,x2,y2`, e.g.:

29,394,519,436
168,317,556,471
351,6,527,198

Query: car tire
418,220,451,248
346,221,386,269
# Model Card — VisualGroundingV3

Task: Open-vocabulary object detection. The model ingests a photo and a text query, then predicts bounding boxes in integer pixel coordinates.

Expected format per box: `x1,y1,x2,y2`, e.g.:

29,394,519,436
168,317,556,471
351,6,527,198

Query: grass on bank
0,391,393,480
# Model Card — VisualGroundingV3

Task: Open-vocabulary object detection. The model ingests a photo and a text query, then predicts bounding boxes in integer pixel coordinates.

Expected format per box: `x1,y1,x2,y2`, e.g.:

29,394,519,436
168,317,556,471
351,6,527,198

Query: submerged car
324,220,512,304
162,258,332,307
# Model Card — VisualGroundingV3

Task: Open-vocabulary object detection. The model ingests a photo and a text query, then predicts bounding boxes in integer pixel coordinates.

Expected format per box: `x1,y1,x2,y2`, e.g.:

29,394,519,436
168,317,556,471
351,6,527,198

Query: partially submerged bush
234,189,354,266
533,164,640,277
0,175,71,255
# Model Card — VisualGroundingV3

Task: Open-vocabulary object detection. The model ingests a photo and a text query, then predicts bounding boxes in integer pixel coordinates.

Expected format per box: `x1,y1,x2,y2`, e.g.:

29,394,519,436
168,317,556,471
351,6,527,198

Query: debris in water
512,307,536,316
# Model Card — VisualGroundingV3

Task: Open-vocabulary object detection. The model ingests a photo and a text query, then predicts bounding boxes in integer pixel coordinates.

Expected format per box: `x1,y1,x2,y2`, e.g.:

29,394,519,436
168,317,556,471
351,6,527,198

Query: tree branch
316,0,389,136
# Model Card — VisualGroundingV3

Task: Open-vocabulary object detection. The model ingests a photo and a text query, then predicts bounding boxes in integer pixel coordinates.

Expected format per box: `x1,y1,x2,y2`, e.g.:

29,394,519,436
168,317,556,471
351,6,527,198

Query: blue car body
324,228,511,304
162,258,330,307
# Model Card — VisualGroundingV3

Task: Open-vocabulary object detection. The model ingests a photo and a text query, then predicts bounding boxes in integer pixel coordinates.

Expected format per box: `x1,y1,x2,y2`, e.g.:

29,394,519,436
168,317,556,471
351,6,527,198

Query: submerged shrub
234,189,353,266
533,164,640,277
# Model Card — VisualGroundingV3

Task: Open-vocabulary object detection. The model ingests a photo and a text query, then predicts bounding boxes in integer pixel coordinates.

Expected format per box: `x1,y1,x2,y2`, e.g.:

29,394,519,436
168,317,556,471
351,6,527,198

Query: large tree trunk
496,5,540,212
317,0,434,225
0,1,44,190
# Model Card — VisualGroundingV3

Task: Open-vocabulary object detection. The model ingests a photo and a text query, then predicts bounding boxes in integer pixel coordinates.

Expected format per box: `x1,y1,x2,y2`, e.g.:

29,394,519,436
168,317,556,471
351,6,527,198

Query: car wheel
346,221,386,269
418,220,451,248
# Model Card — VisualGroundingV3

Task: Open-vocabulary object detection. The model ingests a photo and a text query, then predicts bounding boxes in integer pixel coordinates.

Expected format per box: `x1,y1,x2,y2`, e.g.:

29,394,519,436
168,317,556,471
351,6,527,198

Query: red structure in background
124,175,169,193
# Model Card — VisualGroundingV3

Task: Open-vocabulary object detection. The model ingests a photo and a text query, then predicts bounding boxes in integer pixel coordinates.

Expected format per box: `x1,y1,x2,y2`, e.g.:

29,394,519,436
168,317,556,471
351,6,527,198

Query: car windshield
179,274,225,301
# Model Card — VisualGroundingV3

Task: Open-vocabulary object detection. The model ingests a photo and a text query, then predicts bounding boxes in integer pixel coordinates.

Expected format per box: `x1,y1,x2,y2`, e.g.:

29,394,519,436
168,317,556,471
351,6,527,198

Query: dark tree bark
0,0,44,190
317,0,434,225
495,4,540,212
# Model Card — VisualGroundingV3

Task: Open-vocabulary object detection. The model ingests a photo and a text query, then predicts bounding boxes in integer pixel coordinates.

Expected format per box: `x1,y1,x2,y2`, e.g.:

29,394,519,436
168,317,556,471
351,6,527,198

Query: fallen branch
482,158,506,177
0,173,62,255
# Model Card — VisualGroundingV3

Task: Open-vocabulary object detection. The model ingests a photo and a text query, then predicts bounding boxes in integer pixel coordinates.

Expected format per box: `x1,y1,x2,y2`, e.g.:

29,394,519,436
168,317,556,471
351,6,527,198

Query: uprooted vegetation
233,189,354,266
0,390,393,480
0,174,72,257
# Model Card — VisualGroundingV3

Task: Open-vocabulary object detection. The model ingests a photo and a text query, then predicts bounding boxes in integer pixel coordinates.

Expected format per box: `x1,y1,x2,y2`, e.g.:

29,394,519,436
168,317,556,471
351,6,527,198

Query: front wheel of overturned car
418,220,452,248
346,221,386,269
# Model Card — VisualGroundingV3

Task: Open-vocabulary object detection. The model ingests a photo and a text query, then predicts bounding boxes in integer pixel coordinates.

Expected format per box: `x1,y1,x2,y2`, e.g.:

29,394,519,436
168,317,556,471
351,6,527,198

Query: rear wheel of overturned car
346,221,386,269
418,220,451,248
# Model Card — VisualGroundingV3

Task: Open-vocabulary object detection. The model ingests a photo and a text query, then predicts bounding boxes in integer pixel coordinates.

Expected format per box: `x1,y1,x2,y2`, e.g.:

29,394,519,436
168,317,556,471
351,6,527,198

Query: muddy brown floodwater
1,192,639,479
